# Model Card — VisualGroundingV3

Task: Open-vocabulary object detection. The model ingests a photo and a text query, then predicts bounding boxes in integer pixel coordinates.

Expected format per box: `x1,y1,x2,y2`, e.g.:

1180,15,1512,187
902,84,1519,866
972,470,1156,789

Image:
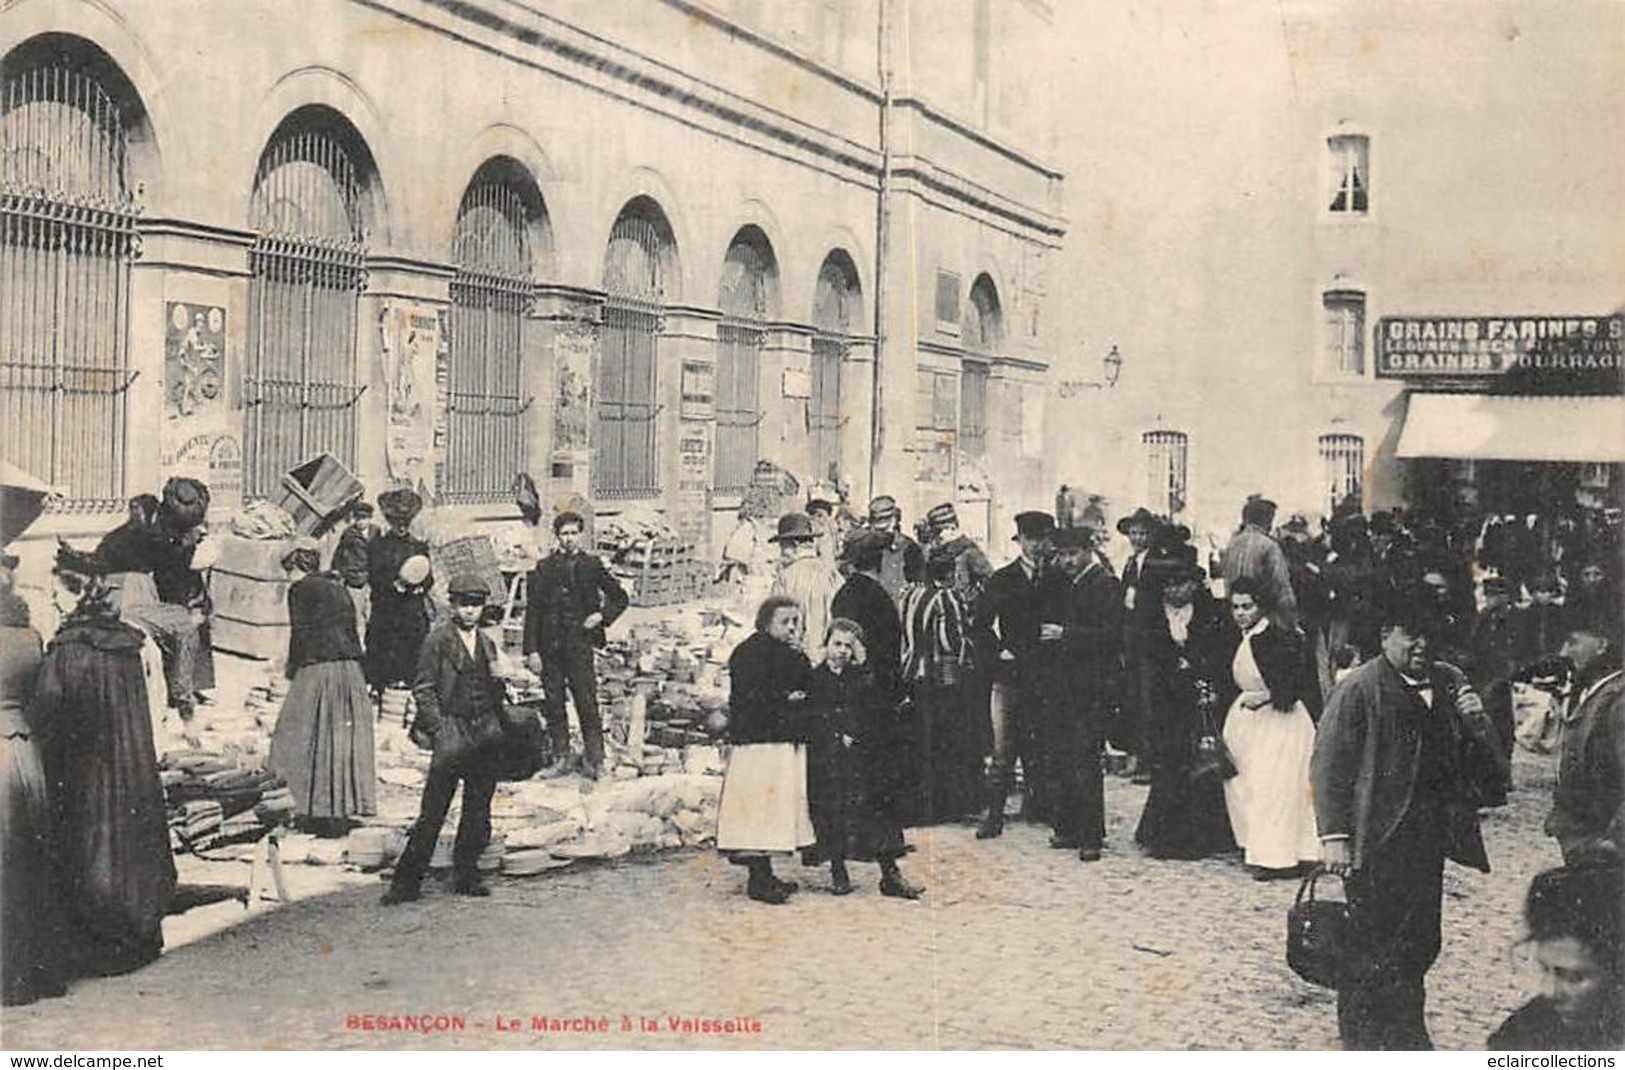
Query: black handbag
494,703,552,782
1189,680,1238,783
1287,868,1351,989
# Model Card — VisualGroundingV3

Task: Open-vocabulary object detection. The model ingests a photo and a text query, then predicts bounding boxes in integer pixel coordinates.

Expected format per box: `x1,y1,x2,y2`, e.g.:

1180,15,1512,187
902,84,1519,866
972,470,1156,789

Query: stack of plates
346,827,389,870
503,849,573,876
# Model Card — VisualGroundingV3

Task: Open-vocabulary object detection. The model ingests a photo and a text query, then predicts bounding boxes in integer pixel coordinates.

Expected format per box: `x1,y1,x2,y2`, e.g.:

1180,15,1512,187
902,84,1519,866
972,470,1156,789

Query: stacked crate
597,533,703,607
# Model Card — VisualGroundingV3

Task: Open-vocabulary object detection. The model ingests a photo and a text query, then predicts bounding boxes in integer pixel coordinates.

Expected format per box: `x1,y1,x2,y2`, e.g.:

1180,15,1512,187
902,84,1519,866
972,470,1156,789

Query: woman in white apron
1221,577,1322,879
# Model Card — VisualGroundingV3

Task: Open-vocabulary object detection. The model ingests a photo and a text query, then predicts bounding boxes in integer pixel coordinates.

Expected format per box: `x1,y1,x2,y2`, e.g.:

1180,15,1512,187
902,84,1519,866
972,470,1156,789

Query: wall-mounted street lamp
1056,345,1126,397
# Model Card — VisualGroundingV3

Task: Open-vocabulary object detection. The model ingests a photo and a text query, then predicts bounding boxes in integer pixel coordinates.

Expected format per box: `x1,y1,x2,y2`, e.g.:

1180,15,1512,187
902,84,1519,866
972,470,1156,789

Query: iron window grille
1320,433,1364,516
244,113,368,499
596,208,668,499
715,233,772,495
1,52,140,511
1143,430,1189,517
445,172,536,503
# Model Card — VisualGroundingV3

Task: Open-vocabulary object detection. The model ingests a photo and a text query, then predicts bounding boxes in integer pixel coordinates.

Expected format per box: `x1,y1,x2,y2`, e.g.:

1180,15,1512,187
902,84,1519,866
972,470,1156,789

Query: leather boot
745,859,789,904
975,792,1007,839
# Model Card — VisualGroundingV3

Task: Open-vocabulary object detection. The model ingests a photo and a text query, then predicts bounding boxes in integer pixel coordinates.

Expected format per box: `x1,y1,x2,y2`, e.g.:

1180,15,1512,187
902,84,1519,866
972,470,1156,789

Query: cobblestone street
1,751,1562,1051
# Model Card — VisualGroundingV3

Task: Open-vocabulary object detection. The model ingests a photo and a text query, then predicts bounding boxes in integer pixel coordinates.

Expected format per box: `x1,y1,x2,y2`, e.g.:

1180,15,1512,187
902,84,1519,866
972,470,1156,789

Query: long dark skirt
1,730,68,1005
268,659,378,822
1134,716,1236,860
914,680,983,824
804,736,911,864
364,591,429,691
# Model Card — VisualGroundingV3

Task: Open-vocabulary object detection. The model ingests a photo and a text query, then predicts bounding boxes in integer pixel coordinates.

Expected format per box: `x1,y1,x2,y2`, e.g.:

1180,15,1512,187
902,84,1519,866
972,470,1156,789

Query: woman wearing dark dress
803,618,923,898
899,552,980,824
1132,561,1239,860
1,588,68,1005
364,488,434,695
268,538,378,837
1489,863,1623,1051
34,544,176,978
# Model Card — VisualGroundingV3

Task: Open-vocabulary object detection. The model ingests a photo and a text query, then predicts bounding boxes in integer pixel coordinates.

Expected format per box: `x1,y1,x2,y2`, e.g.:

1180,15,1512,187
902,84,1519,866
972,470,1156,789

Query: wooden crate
273,453,364,536
615,559,710,607
212,614,290,661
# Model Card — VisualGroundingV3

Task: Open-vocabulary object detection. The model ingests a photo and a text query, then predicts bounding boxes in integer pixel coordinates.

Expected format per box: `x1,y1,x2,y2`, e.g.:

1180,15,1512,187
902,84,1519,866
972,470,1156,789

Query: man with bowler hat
384,572,507,904
770,513,842,660
866,495,925,601
1039,523,1123,860
971,510,1056,837
523,510,628,779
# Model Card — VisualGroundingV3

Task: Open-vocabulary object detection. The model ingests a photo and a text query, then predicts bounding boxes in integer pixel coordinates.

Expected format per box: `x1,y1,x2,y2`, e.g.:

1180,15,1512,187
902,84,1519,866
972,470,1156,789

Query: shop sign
1376,314,1623,394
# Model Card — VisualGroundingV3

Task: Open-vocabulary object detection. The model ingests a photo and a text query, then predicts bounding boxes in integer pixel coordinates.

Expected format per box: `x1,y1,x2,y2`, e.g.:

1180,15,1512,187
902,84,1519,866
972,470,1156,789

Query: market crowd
712,487,1624,1051
3,474,1620,1052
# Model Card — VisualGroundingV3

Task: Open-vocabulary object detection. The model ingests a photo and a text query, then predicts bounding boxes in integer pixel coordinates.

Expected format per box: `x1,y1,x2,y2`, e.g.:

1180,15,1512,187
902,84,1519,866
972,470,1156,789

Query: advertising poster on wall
554,321,594,456
160,301,242,509
380,302,445,493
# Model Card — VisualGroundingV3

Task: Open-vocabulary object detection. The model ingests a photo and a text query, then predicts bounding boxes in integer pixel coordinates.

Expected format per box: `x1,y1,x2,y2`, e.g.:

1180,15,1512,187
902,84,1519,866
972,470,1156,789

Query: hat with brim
1116,507,1160,535
768,513,818,544
448,571,489,603
1013,510,1056,541
378,487,423,525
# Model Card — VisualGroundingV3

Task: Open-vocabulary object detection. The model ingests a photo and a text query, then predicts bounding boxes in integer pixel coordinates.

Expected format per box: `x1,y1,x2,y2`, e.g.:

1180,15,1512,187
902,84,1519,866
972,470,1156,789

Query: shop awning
1396,393,1625,463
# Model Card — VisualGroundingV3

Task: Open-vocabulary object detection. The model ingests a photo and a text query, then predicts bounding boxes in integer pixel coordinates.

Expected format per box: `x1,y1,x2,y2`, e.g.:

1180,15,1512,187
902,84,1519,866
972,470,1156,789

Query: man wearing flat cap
770,513,841,660
1546,612,1625,865
867,495,925,601
523,510,628,779
364,488,434,698
385,572,507,905
1220,495,1298,630
970,510,1056,837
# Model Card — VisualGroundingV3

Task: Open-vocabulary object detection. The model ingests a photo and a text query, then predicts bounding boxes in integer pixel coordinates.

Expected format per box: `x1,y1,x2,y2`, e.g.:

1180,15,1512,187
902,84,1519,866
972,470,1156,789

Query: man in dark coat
970,510,1055,838
364,488,433,696
95,494,202,720
384,573,507,905
830,530,911,817
330,501,375,633
1545,615,1624,864
1313,611,1509,1050
522,510,628,779
1039,524,1123,860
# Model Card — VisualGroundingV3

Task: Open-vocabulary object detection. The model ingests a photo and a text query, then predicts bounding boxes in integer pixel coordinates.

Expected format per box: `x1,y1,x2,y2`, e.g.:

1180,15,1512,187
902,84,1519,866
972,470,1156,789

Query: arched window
244,107,373,497
810,250,860,486
715,227,776,494
1143,430,1189,517
961,274,1001,457
445,158,542,503
1,37,144,509
1319,433,1364,515
597,198,674,498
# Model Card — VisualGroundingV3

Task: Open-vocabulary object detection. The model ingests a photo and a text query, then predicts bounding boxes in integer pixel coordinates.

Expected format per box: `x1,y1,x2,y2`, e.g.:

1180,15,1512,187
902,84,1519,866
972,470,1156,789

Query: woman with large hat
268,536,378,837
32,543,176,977
364,487,434,697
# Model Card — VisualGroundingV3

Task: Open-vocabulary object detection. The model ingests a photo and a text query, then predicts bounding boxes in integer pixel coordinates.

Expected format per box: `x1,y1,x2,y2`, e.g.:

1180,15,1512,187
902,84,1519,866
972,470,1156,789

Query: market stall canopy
1396,393,1625,463
0,460,65,546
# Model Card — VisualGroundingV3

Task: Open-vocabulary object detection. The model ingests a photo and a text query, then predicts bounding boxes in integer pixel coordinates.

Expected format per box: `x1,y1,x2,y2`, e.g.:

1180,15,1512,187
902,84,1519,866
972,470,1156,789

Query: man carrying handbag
384,573,508,905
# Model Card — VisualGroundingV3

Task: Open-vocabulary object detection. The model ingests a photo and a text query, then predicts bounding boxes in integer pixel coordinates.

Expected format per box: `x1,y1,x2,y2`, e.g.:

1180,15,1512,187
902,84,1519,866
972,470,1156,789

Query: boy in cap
331,500,375,634
867,495,925,601
384,572,507,904
522,511,628,779
970,510,1056,837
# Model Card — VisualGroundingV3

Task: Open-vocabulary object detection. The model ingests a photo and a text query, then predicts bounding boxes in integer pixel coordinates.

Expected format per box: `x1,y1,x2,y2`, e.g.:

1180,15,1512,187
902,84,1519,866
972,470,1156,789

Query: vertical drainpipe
870,0,894,499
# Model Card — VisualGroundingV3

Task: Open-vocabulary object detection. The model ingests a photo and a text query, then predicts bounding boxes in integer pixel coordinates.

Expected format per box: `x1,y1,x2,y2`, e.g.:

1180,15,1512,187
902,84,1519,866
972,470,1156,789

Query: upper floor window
935,270,961,336
1323,289,1366,376
1327,134,1369,214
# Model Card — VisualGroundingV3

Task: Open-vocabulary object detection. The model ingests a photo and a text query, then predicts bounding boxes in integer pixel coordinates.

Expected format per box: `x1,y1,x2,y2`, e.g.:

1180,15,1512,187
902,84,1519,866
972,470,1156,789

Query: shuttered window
1,48,140,509
959,362,990,456
446,165,537,503
244,109,369,498
1324,289,1366,376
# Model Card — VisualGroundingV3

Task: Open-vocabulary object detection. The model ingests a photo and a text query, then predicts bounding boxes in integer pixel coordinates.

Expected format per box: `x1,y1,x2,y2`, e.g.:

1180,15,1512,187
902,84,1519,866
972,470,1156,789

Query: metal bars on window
1319,433,1364,516
808,334,845,486
1143,430,1189,517
597,209,667,499
1,57,138,510
445,177,533,503
714,318,762,494
244,118,367,498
